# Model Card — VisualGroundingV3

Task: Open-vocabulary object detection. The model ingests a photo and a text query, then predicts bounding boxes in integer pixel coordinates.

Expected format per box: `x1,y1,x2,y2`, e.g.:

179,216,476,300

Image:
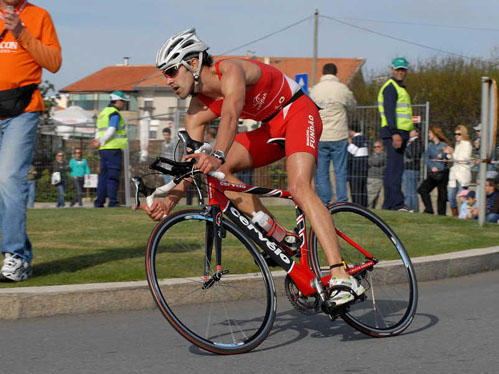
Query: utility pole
312,9,319,86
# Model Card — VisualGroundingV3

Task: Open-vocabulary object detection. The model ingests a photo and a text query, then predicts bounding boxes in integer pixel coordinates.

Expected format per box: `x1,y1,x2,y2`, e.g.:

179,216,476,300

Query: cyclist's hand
136,199,174,221
186,152,222,175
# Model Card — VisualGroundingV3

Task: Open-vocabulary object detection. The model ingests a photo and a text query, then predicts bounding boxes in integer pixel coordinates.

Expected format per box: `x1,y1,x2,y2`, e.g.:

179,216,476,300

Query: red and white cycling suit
197,59,322,168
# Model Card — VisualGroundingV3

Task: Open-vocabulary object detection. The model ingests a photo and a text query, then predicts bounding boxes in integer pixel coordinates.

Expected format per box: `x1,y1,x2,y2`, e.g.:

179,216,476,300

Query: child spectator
469,180,499,223
457,189,470,219
467,191,478,220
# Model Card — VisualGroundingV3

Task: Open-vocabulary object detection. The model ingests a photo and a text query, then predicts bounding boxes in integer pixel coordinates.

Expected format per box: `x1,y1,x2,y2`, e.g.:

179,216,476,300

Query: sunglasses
75,151,82,154
163,65,180,79
374,145,382,148
454,133,462,136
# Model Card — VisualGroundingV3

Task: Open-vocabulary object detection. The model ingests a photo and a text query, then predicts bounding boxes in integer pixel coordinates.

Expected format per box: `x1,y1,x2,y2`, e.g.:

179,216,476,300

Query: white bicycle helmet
156,28,209,94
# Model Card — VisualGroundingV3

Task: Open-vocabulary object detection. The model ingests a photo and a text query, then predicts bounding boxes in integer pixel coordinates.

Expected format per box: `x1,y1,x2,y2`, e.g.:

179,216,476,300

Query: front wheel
146,209,276,354
309,203,418,337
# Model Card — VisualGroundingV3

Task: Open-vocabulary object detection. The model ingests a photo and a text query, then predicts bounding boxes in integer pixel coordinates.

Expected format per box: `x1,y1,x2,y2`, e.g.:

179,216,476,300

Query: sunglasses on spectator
75,151,82,154
374,145,382,148
454,133,462,136
163,65,180,79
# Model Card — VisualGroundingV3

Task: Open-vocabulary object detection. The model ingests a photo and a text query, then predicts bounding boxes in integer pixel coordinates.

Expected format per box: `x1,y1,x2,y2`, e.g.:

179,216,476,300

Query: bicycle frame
203,175,377,298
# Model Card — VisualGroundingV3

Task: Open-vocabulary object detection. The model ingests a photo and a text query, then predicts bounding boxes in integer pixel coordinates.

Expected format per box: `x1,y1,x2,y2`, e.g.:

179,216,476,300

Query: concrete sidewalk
1,246,498,320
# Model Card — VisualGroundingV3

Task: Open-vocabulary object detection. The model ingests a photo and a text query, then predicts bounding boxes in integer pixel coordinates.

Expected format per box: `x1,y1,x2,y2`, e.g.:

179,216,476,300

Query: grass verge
0,205,497,288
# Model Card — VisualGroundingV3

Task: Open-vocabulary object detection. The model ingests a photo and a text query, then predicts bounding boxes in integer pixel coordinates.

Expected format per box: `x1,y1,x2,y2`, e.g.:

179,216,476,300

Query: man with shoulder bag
0,0,61,281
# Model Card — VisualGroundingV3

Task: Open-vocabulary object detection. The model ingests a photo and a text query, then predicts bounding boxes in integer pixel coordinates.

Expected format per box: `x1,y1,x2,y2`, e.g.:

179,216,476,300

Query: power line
219,15,312,55
320,14,474,60
337,16,499,32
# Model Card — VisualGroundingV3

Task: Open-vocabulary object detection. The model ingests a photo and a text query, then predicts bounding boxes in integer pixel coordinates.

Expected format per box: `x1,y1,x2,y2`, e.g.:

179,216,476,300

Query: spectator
465,190,477,219
474,170,499,207
53,151,69,208
418,126,450,215
0,0,61,281
91,91,129,207
443,125,473,217
366,141,386,209
473,123,481,156
69,147,91,207
481,179,498,223
26,164,37,208
402,126,423,212
161,127,176,184
457,189,471,219
378,57,413,212
347,122,368,207
310,63,357,204
205,127,217,149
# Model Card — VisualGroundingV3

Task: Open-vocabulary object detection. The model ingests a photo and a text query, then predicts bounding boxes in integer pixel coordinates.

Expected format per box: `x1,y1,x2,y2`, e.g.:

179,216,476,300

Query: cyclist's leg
220,127,284,217
286,152,348,278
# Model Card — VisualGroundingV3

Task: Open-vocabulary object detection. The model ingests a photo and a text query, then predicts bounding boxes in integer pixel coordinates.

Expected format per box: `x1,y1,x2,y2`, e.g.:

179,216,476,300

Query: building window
71,94,95,110
97,94,109,110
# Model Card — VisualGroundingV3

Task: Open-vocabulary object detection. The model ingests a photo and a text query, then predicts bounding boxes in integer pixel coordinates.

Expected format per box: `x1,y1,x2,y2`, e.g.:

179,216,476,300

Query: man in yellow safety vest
91,90,128,207
377,57,414,212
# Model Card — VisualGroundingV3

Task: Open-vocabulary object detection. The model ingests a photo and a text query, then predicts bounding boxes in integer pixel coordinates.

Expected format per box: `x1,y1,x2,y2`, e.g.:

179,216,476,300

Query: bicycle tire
309,203,418,337
146,209,276,354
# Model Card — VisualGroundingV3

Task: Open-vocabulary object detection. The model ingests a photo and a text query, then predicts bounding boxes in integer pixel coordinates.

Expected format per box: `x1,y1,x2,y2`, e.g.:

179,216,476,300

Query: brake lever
131,176,156,210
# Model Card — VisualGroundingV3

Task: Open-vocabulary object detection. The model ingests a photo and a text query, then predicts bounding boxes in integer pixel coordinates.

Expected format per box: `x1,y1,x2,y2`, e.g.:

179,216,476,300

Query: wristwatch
211,150,226,164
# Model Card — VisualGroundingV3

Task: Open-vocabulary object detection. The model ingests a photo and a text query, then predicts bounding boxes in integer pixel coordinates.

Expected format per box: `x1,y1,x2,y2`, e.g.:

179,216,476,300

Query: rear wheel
310,203,418,337
146,209,276,354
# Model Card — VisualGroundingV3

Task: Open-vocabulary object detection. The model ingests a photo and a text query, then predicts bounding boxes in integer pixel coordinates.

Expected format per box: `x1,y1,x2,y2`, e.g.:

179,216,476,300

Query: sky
40,0,499,91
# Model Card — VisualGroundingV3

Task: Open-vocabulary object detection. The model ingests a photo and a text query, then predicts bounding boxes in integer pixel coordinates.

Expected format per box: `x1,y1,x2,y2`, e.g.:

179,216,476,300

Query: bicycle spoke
146,210,275,354
310,203,417,337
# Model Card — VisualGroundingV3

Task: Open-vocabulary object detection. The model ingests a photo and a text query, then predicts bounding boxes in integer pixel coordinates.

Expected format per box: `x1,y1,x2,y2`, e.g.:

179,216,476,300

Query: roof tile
60,57,364,92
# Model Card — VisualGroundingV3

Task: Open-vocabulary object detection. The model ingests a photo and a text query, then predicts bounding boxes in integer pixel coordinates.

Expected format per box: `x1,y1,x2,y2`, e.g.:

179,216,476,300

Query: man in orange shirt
0,0,61,281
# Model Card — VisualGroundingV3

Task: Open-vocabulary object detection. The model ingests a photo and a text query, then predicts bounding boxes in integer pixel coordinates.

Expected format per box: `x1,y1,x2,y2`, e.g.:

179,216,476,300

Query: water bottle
251,211,286,243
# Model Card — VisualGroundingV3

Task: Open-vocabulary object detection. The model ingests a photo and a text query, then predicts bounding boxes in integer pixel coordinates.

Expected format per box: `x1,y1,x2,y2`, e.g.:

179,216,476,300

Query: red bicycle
133,131,418,355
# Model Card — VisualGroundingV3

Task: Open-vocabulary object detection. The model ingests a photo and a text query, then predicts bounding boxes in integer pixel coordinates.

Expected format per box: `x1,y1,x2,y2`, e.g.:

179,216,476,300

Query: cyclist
144,28,365,306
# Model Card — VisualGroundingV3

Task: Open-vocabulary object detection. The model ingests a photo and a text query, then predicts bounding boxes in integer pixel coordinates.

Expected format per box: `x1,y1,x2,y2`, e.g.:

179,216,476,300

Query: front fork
202,205,227,289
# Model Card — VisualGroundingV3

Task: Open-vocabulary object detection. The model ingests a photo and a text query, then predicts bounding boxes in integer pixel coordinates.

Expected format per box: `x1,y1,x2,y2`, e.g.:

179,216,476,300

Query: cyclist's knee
289,181,314,204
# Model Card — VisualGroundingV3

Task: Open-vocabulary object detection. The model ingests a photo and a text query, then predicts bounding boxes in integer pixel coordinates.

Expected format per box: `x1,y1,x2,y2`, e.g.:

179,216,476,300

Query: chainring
284,275,321,315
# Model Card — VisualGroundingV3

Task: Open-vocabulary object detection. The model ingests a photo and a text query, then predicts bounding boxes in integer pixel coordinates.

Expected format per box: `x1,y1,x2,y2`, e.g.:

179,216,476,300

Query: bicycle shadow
187,306,439,356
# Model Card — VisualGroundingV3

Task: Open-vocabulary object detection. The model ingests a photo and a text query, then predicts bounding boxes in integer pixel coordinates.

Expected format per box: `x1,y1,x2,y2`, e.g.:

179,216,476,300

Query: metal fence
31,104,432,208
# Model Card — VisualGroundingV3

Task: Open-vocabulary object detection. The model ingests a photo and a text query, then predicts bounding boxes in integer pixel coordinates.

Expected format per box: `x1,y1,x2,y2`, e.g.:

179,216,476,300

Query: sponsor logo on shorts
306,114,316,149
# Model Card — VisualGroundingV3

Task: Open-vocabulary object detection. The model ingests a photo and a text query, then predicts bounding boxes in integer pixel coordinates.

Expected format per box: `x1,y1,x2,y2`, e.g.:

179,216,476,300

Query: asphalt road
1,270,498,374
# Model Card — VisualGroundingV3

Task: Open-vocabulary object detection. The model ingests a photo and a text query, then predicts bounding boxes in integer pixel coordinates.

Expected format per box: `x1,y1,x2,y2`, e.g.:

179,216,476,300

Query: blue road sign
295,73,309,95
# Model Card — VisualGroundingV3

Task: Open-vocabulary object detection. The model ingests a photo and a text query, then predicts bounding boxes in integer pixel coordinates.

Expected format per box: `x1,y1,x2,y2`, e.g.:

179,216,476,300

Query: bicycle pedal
322,300,350,318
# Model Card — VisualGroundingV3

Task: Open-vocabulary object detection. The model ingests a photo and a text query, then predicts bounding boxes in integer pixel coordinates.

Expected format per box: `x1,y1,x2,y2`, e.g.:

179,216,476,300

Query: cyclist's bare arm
186,60,249,174
140,98,218,220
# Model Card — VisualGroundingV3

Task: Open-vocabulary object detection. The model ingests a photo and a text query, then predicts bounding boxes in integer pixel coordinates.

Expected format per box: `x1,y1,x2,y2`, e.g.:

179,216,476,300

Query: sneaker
328,276,366,306
398,205,414,213
1,253,32,282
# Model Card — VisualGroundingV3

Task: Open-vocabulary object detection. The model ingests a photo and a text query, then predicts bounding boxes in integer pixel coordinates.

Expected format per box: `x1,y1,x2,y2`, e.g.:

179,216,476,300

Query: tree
38,80,60,127
353,56,499,140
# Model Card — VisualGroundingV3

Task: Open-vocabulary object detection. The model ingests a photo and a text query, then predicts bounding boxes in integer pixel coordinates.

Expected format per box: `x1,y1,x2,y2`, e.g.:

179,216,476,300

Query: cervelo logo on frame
230,207,291,265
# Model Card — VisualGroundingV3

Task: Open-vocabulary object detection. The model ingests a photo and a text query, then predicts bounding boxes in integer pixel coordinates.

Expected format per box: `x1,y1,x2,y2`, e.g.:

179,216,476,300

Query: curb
1,246,498,320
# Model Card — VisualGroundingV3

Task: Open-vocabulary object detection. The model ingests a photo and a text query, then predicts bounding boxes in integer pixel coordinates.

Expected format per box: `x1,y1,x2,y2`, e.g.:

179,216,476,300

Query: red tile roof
60,56,364,93
60,65,158,92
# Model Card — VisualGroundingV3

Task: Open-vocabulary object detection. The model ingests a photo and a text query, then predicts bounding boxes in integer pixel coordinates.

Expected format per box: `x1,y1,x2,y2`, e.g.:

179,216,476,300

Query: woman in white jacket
443,125,473,216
